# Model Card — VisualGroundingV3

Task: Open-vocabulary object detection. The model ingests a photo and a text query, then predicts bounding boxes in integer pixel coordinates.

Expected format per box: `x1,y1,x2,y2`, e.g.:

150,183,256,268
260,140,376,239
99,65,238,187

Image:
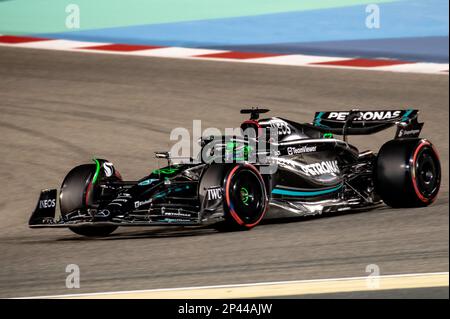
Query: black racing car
29,108,441,237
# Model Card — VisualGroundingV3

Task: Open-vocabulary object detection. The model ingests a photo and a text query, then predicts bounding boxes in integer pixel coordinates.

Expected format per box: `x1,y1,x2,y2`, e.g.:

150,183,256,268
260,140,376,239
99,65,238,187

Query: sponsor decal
396,121,423,138
278,158,340,176
327,111,402,121
301,160,339,176
103,162,114,177
270,119,291,135
207,187,222,200
287,145,317,155
39,199,56,209
162,209,192,218
398,128,421,138
134,198,152,208
118,193,132,198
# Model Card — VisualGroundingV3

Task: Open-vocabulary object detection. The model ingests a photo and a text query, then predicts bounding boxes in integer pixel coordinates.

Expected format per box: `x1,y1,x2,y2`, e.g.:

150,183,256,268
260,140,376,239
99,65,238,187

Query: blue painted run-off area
41,0,449,62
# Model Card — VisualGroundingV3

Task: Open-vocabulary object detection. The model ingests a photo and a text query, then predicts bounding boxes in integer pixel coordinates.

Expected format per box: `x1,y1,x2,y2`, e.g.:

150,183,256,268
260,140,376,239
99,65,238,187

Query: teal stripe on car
402,109,413,122
272,184,342,196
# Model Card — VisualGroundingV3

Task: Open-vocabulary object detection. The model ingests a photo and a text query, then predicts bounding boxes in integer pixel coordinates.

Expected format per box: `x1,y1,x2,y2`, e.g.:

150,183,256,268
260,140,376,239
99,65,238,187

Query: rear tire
216,164,268,231
376,139,441,208
60,164,117,237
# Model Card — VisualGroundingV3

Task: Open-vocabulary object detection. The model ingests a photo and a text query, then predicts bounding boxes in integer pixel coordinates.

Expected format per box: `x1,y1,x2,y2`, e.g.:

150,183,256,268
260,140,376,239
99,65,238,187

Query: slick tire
215,164,268,231
376,138,441,208
60,164,117,237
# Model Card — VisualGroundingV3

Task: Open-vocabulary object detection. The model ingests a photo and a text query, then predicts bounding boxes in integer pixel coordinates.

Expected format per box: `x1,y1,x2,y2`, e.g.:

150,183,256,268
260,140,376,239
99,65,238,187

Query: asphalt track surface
0,47,448,298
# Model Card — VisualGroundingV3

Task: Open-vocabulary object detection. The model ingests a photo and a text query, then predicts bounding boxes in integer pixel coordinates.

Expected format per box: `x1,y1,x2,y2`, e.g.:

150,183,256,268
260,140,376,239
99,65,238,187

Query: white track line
15,39,110,50
15,272,449,299
246,54,353,65
130,47,229,57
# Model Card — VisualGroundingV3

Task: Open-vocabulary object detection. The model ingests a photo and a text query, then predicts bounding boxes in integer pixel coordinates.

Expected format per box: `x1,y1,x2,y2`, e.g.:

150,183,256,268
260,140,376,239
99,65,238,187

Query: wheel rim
227,167,266,226
412,142,441,202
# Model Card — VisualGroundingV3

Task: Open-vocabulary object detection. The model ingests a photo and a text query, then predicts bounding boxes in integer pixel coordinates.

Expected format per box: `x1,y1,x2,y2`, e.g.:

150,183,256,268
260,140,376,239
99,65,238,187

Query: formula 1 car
29,108,441,237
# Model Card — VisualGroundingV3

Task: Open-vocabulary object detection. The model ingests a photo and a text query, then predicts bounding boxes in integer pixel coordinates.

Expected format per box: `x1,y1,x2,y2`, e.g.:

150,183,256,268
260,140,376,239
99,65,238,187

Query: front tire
60,164,118,237
216,164,268,231
376,138,441,208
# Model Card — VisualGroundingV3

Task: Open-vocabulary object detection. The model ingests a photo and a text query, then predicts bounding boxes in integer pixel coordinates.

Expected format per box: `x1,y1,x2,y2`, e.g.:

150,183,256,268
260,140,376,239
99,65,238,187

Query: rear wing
312,109,423,138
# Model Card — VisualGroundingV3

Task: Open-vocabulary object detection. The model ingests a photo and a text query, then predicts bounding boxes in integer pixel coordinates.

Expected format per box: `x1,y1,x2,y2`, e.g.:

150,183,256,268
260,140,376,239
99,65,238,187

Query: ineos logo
270,120,291,136
40,199,56,209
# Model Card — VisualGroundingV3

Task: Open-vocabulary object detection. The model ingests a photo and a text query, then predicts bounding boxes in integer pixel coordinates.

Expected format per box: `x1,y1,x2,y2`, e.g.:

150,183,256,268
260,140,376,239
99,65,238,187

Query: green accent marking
323,132,334,139
92,158,101,184
240,187,250,206
225,142,253,161
152,167,179,175
226,142,236,150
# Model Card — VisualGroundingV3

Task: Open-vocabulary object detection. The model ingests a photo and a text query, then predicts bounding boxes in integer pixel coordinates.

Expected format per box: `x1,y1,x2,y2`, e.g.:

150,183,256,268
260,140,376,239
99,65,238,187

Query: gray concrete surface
0,47,448,298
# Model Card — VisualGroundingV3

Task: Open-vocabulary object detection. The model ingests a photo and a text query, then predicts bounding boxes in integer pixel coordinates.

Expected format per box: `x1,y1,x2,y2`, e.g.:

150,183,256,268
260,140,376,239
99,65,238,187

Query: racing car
29,108,441,237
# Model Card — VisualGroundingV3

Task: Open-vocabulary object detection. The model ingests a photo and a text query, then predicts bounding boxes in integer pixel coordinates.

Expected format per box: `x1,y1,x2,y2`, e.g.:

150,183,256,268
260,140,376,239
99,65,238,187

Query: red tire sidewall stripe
411,140,439,203
224,164,268,228
225,165,244,225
